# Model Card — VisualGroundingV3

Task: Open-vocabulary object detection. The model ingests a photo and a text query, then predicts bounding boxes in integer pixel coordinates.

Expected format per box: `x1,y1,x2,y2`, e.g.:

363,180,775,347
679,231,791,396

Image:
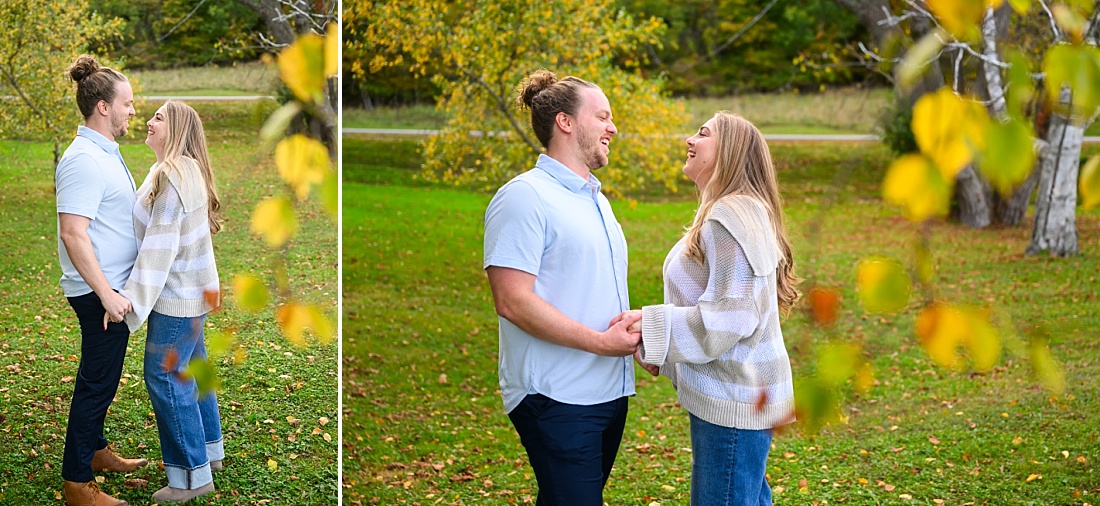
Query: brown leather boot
91,445,148,473
63,480,128,506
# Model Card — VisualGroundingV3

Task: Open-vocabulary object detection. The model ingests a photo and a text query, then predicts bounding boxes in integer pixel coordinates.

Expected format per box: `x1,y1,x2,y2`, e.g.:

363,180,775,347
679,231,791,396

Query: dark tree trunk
956,166,992,228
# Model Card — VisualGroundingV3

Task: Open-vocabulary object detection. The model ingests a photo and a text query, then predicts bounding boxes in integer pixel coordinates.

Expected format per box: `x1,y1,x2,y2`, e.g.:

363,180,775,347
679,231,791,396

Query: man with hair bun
483,69,640,504
55,54,146,506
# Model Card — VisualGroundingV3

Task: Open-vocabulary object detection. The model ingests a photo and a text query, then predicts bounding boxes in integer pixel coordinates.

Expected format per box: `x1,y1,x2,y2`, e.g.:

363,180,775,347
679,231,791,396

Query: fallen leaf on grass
268,459,278,471
1026,473,1041,483
929,436,941,445
124,478,148,489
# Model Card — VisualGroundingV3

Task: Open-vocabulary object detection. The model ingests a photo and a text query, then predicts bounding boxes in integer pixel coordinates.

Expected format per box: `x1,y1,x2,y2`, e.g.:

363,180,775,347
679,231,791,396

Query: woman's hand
634,349,660,376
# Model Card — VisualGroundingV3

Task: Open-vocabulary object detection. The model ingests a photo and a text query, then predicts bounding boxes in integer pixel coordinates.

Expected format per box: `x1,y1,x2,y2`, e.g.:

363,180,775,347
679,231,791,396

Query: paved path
344,128,1100,143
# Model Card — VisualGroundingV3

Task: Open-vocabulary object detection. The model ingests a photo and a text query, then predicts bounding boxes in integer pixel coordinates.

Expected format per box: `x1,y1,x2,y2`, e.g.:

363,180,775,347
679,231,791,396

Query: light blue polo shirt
484,154,635,414
56,126,138,297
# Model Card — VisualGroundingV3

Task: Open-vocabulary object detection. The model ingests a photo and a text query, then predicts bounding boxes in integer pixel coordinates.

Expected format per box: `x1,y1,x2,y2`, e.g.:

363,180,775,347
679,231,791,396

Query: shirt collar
76,125,121,155
535,154,601,194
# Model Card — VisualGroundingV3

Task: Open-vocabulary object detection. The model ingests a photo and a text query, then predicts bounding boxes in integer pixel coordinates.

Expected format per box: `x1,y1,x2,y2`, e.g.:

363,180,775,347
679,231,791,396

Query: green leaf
260,102,301,143
1004,49,1035,121
793,378,841,435
978,117,1036,194
960,307,1000,371
233,274,269,312
1079,155,1100,209
817,342,863,388
856,257,911,314
205,330,235,359
1043,44,1100,118
319,168,338,218
898,29,947,92
182,358,221,397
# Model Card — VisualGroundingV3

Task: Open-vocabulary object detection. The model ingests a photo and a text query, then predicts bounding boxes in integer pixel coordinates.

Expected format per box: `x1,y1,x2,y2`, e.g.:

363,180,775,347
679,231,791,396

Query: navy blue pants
61,291,130,483
508,394,629,506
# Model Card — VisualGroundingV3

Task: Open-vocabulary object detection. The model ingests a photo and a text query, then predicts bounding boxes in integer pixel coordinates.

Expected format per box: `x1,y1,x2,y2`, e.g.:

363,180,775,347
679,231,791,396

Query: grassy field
342,136,1100,504
342,87,893,134
130,61,279,96
0,101,339,504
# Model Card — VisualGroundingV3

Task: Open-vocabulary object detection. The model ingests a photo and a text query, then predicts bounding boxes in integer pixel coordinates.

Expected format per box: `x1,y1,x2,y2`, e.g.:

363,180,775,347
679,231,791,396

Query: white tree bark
1027,89,1082,256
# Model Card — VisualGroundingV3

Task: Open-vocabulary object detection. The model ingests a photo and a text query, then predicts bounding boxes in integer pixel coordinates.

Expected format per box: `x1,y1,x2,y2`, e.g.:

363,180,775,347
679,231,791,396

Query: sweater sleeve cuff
640,304,670,365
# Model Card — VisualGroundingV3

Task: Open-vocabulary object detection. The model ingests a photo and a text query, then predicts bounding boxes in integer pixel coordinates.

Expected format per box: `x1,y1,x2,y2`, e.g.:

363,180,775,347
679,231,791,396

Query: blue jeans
145,312,224,490
62,291,131,483
689,413,773,506
507,394,629,506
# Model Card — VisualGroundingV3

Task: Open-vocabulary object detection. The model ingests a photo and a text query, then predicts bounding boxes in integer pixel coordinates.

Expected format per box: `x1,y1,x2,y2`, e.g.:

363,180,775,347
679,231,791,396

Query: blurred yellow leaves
251,196,298,248
1043,44,1100,119
856,257,911,314
276,134,330,199
181,357,221,397
925,0,991,41
277,303,335,347
915,303,1001,371
914,89,989,180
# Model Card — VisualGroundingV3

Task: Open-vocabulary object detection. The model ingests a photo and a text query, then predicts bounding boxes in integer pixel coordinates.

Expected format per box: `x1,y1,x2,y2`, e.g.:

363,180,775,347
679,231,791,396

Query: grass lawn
0,101,338,505
342,137,1100,504
130,61,279,96
341,87,893,135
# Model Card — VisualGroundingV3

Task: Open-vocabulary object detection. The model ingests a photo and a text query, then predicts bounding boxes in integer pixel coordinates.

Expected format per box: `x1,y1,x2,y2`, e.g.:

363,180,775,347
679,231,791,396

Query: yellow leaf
268,459,278,471
856,257,911,314
1025,473,1041,483
276,134,330,199
251,196,298,248
913,239,935,285
325,23,339,77
912,89,990,180
278,33,326,103
926,0,986,41
1029,334,1065,394
960,307,1000,371
1079,155,1100,209
277,303,335,347
233,274,269,312
1051,3,1087,43
916,303,966,369
883,154,952,222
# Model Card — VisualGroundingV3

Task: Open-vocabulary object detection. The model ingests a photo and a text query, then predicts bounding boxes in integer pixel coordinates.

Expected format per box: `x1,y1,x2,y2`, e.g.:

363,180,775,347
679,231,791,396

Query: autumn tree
347,0,689,197
0,1,124,164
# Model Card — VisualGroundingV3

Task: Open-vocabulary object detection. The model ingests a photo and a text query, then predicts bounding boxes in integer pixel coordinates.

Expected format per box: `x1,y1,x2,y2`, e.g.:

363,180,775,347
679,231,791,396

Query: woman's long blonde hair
146,100,223,234
683,112,800,314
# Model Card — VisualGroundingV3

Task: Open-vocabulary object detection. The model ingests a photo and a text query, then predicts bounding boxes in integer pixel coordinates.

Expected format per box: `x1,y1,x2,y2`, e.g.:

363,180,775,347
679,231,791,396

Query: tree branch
159,0,210,42
463,69,540,153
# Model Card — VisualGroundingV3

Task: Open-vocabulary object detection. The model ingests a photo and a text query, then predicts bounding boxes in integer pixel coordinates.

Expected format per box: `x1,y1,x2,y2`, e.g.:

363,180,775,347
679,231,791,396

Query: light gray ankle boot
151,482,214,504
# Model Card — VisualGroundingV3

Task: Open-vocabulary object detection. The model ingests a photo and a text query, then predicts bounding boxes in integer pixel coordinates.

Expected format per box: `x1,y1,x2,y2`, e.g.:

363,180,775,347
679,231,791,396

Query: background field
0,100,339,505
341,135,1100,505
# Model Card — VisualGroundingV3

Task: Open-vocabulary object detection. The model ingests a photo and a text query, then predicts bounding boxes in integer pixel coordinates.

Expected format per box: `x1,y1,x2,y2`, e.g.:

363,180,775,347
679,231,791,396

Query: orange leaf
203,288,220,311
808,287,840,326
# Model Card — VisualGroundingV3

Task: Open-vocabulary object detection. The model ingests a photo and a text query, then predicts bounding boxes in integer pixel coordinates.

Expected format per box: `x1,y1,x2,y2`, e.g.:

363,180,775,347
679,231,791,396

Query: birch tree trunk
956,166,992,228
1027,88,1082,256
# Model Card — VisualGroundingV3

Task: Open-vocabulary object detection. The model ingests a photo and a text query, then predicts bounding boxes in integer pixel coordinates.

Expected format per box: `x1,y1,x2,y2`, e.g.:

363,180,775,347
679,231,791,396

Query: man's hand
593,311,642,357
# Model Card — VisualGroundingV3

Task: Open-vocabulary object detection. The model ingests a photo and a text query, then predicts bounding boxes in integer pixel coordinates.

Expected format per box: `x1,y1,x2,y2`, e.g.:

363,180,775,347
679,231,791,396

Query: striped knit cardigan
639,195,795,430
122,157,220,332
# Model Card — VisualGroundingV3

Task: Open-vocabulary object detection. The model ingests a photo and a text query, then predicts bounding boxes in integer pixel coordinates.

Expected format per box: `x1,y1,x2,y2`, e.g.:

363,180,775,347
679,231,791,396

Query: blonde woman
616,112,800,505
118,100,224,503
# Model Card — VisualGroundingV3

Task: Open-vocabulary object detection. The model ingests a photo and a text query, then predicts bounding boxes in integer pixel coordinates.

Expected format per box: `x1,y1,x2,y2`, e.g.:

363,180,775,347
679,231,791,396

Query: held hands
634,349,660,376
596,311,643,357
101,291,133,330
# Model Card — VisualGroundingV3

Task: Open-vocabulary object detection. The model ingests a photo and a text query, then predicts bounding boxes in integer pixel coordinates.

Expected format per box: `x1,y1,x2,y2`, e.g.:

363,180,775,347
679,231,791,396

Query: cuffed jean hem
166,462,213,490
206,438,225,462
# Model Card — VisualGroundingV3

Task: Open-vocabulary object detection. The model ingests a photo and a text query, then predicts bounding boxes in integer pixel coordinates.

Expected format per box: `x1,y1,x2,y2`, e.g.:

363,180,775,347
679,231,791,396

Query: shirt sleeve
639,218,762,366
483,180,545,275
56,153,105,219
122,179,184,332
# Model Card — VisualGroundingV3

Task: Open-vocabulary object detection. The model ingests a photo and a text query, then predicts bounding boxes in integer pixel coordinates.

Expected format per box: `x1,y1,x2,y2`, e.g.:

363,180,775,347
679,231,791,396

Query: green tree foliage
87,0,264,68
0,0,125,163
614,0,869,95
348,0,689,197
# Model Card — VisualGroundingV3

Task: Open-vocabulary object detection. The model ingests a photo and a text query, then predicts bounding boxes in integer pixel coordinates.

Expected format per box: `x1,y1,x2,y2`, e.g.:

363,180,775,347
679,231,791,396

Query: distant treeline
88,0,265,69
344,0,881,107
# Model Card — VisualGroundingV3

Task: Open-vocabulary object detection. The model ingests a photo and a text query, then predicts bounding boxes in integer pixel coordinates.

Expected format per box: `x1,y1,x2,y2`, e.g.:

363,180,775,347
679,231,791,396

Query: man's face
572,87,617,170
107,80,136,138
